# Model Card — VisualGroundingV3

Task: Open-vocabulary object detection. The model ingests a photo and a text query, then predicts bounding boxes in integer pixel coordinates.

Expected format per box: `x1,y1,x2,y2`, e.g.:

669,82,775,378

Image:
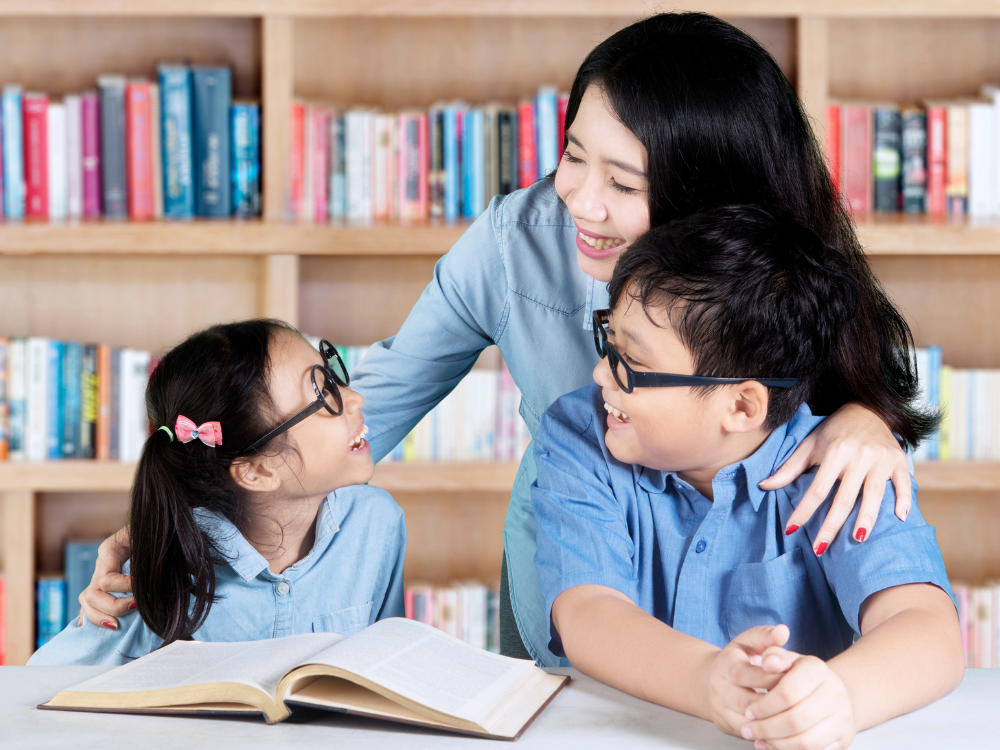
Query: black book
873,106,902,213
499,108,515,195
901,108,928,214
191,66,232,217
79,344,98,459
429,107,445,218
98,76,128,219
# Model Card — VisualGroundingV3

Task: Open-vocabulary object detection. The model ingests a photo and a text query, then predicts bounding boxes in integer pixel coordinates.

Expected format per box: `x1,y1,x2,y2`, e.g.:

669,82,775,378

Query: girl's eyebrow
566,133,646,179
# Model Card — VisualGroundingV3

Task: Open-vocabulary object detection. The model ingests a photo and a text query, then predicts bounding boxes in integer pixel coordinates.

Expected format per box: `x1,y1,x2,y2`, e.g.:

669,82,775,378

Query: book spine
96,344,111,461
23,92,49,219
65,94,83,219
483,107,497,203
417,112,429,218
926,105,948,217
25,338,47,462
901,109,927,214
0,102,4,217
311,107,329,222
968,101,995,217
840,105,872,214
126,80,155,220
80,92,102,219
2,87,25,218
443,107,461,221
109,347,121,461
99,77,128,219
231,102,261,218
498,109,514,195
149,83,164,220
330,114,346,220
0,338,7,461
289,101,305,219
517,100,536,189
47,340,62,460
45,101,66,221
873,107,901,213
946,103,969,217
60,342,81,458
80,344,98,459
557,92,569,158
374,114,393,220
64,542,102,628
398,112,428,220
8,339,26,462
826,102,840,194
159,65,195,219
428,108,444,219
191,67,232,217
536,86,558,177
300,106,314,221
36,577,66,649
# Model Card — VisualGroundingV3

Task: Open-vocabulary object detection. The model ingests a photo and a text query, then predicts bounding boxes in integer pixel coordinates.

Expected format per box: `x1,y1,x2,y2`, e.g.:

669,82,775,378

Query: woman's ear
229,456,282,494
721,381,769,434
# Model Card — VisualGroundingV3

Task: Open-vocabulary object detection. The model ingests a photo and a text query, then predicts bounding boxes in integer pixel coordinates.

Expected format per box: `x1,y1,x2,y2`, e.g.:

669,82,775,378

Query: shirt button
695,539,707,553
276,582,290,596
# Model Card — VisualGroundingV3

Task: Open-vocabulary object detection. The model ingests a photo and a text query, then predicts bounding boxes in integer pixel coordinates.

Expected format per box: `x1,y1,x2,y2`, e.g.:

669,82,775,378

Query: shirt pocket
312,601,373,637
724,548,817,643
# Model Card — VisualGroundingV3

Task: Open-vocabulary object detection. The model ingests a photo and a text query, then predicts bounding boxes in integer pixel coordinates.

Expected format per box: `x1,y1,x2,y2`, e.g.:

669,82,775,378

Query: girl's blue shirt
29,485,405,666
352,179,602,666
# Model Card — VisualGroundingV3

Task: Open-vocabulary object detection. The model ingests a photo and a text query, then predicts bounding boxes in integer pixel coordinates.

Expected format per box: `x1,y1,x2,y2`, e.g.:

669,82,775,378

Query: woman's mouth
348,423,370,452
576,228,626,260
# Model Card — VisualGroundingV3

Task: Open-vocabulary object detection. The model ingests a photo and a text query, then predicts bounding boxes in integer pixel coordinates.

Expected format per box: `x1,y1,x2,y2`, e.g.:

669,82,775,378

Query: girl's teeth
579,232,625,251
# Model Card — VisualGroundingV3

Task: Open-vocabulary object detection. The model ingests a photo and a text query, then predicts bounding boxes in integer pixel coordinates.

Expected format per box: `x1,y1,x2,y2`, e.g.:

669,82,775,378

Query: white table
2,666,996,749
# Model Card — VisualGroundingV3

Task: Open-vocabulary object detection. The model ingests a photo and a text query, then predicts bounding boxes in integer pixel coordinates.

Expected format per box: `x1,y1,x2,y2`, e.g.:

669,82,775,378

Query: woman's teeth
349,425,370,450
579,232,625,251
604,402,631,423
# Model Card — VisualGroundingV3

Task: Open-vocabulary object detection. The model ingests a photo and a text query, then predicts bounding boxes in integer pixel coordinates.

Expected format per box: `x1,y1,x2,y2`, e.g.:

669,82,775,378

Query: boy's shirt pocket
312,601,374,637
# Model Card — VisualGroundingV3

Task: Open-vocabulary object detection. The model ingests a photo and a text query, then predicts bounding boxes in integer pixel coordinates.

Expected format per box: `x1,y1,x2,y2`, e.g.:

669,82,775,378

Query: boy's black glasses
242,340,350,453
592,310,798,394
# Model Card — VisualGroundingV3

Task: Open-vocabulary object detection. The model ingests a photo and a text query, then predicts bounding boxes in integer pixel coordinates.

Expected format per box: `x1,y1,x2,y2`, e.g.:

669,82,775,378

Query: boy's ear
230,456,282,494
721,381,769,434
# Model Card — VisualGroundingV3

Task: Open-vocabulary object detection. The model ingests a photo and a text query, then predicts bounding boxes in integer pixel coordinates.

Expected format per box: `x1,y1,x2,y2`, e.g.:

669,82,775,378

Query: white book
47,102,68,220
8,338,27,462
478,371,497,461
346,110,374,222
437,385,459,461
980,85,1000,216
373,113,395,220
951,369,970,461
121,349,151,461
968,101,995,217
990,371,1000,461
25,337,50,462
972,369,992,460
65,94,83,218
150,83,164,220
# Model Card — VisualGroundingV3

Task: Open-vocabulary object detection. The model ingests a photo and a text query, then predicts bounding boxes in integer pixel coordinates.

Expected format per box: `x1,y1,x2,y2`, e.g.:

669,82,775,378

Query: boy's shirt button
695,539,707,553
276,582,290,595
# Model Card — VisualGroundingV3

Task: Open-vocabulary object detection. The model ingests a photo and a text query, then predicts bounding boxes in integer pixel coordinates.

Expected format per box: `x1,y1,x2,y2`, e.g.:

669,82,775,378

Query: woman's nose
570,182,608,223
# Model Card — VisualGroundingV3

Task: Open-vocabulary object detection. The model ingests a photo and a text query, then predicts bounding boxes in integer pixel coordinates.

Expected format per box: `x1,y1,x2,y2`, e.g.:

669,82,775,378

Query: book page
305,618,536,725
69,633,345,700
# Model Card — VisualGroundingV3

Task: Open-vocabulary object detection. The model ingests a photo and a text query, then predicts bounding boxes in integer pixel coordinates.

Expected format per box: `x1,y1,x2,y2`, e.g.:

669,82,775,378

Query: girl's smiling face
554,84,652,282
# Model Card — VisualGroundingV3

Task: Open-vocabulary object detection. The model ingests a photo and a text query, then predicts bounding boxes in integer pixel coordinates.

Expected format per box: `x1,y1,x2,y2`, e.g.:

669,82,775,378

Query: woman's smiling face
554,84,652,283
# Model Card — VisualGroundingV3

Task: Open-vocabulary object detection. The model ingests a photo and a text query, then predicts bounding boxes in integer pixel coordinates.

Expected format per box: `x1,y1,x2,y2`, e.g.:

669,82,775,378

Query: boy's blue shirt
29,485,406,666
532,383,953,660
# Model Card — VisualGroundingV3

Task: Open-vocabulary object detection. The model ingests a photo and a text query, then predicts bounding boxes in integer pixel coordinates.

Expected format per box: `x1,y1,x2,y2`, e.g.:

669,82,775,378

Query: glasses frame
592,309,798,394
241,340,350,454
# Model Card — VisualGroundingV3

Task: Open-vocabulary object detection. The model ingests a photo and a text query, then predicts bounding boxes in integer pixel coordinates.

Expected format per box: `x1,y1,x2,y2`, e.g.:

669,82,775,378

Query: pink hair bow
174,415,223,447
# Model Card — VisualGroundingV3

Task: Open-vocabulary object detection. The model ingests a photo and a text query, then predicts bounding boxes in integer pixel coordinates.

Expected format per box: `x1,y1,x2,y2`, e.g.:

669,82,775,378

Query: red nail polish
855,527,867,543
785,524,800,536
815,541,828,556
102,621,118,630
129,602,137,611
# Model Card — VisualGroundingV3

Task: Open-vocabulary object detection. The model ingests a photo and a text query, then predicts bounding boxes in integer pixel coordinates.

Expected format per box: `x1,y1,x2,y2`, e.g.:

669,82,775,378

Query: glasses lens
320,340,350,386
312,366,344,416
606,346,632,393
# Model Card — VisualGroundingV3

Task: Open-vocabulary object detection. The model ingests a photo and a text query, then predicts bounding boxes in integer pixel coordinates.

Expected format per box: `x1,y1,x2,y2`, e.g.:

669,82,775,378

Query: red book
126,80,154,220
517,100,537,189
81,92,102,219
557,92,570,154
22,92,49,219
925,103,948,217
310,106,329,222
289,102,305,219
826,103,840,194
398,111,429,220
404,587,415,620
839,104,872,215
96,344,111,461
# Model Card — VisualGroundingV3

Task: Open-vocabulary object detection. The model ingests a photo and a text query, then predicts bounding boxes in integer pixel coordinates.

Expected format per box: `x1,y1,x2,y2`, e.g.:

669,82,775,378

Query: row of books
828,85,1000,216
0,338,154,462
0,65,260,222
289,86,569,223
404,582,501,654
0,576,6,664
955,583,1000,668
911,346,1000,462
35,541,102,649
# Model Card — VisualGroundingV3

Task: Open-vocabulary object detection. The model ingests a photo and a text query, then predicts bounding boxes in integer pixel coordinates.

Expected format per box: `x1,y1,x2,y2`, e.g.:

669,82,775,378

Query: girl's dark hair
130,318,299,647
565,12,935,445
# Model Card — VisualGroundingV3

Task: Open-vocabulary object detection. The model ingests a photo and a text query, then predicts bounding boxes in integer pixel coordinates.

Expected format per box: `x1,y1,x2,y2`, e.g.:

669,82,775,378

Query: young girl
30,319,404,665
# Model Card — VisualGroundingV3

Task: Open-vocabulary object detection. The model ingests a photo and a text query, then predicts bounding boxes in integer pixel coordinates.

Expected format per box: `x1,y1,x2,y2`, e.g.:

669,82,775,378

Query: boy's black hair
609,205,861,430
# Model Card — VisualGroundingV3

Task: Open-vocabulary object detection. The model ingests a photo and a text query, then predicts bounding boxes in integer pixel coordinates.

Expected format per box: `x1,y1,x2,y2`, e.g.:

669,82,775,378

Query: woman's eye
610,179,638,195
562,150,583,164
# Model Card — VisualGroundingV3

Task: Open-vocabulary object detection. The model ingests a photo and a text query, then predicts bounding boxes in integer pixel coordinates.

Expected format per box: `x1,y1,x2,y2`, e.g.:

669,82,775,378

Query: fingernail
904,507,909,519
745,708,755,720
784,524,800,536
815,541,828,556
129,602,137,611
742,726,754,740
755,741,767,750
102,621,118,630
855,527,867,543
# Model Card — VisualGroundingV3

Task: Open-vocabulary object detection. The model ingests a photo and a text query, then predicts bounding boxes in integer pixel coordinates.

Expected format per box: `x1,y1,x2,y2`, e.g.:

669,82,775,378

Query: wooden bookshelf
2,1,1000,666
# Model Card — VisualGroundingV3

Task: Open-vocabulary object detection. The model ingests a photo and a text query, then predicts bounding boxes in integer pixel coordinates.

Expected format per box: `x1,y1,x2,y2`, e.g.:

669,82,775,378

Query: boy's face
593,296,767,475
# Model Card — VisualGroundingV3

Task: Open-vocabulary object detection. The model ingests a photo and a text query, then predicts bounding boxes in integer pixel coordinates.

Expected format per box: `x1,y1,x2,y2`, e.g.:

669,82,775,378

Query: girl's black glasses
592,309,798,394
242,340,350,453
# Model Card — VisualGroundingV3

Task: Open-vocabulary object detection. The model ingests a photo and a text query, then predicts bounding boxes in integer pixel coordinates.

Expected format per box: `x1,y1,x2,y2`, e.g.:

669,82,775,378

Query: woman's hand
741,645,855,750
759,402,910,554
78,526,133,629
706,625,790,736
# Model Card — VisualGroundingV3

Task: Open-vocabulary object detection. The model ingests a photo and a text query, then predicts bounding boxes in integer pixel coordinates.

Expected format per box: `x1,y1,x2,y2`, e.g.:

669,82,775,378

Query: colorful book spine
398,111,429,220
47,101,68,220
873,107,902,213
373,113,396,220
517,99,537,189
64,541,103,628
289,101,305,219
46,340,62,460
98,76,128,219
946,102,969,217
191,66,232,217
311,106,330,222
498,107,517,196
96,344,111,460
109,347,121,461
428,106,445,219
535,86,558,178
60,342,82,458
159,64,195,219
149,83,164,220
839,104,873,214
65,94,83,219
556,92,569,158
900,108,927,214
80,344,98,459
80,91,102,219
0,338,7,461
25,338,49,462
925,104,948,217
7,338,26,462
126,80,155,220
36,576,66,648
967,99,995,217
23,92,49,219
231,101,261,218
462,107,484,217
329,114,346,220
443,105,462,221
2,86,25,218
826,103,840,193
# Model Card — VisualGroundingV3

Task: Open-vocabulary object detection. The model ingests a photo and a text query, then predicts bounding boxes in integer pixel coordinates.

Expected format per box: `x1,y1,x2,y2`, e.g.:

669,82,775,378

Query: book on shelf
232,101,261,219
126,79,155,220
23,91,49,219
405,581,501,654
953,583,1000,668
2,86,25,218
48,99,68,220
64,540,104,628
0,337,8,460
873,106,902,213
39,617,568,739
191,66,232,219
0,574,6,665
98,76,129,219
159,64,196,219
36,575,66,649
901,108,927,214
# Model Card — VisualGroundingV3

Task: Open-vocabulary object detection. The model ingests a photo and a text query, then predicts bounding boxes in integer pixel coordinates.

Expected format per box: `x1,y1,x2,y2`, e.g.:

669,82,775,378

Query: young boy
531,206,963,749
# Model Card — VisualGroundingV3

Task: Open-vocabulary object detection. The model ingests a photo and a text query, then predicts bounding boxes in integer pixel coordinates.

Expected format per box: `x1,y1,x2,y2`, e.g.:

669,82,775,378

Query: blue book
191,66,232,217
443,105,463,222
926,345,942,460
2,86,25,218
64,541,103,628
47,341,63,461
231,101,260,218
462,108,484,218
535,86,559,178
36,577,66,648
60,342,82,458
158,64,195,219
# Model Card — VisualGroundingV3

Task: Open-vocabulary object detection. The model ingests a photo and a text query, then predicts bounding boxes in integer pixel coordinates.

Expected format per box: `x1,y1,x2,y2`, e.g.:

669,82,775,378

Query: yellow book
938,365,952,462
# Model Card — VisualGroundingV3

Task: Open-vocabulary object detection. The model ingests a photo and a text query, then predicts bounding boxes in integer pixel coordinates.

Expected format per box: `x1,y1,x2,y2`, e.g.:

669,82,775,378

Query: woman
82,13,926,667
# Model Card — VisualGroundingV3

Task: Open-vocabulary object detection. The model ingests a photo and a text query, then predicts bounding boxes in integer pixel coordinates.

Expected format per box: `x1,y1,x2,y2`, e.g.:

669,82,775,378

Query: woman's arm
759,402,911,552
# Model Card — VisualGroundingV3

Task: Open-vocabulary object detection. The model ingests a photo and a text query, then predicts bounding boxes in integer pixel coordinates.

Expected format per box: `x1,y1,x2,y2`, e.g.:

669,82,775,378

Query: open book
39,617,568,740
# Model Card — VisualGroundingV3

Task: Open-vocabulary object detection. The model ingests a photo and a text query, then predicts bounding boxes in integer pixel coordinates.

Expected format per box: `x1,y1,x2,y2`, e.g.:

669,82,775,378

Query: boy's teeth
603,402,629,421
579,232,625,251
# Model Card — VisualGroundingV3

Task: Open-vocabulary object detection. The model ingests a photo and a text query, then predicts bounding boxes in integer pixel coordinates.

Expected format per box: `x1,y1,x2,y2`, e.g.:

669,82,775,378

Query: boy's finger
732,624,790,655
759,645,798,674
778,452,847,535
811,464,868,555
744,657,824,721
747,713,843,750
742,691,830,741
757,434,816,491
725,659,785,691
891,462,912,522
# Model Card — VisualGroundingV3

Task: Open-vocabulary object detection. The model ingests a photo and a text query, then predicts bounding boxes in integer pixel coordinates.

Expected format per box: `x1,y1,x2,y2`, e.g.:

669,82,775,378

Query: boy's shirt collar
634,403,822,511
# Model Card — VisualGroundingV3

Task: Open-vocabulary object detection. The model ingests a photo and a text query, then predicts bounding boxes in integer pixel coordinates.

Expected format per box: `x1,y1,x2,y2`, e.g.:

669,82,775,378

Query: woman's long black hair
130,319,298,647
564,12,936,444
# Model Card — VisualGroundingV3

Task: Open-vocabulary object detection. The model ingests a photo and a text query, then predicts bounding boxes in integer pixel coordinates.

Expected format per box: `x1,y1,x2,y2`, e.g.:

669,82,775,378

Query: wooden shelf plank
915,462,1000,492
0,460,519,493
856,217,1000,255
